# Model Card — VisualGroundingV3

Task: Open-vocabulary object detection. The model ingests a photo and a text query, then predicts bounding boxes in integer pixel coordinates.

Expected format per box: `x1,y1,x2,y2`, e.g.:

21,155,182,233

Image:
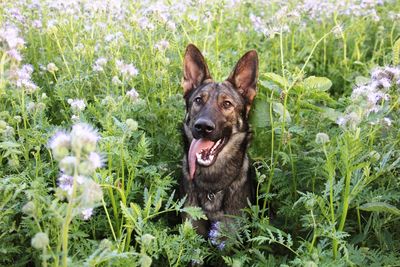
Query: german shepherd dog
180,44,258,237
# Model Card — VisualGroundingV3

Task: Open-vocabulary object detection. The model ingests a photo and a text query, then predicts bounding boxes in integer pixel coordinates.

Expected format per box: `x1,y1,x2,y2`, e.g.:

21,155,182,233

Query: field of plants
1,0,400,266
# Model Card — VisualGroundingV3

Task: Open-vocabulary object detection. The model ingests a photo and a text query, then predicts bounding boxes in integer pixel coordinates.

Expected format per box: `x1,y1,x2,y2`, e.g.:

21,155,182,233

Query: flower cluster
49,123,103,220
154,39,169,51
93,57,108,72
337,65,399,129
126,88,140,102
115,59,139,79
208,221,225,250
67,98,86,113
8,64,39,93
250,0,384,38
0,25,25,62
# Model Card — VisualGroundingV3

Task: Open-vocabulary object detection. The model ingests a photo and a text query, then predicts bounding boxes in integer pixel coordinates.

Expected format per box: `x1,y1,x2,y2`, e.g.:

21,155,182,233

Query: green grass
1,0,400,266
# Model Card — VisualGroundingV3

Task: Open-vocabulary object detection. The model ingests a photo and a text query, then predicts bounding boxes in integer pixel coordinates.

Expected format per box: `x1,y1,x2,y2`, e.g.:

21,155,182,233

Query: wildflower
7,49,22,62
22,201,35,216
74,43,84,51
383,117,392,126
70,123,100,153
31,232,49,250
332,24,343,38
208,221,224,249
0,26,25,49
71,114,80,122
58,174,84,195
32,19,42,29
88,152,104,169
49,131,71,160
315,132,330,145
80,179,103,206
22,80,39,94
217,241,226,250
68,99,86,113
14,116,21,124
3,126,14,139
337,111,361,130
81,208,93,220
93,57,107,72
154,40,169,51
166,21,176,31
137,17,155,30
26,102,36,112
141,234,155,247
126,119,138,131
0,120,6,131
126,88,139,102
116,60,139,78
112,76,122,85
59,156,77,175
47,63,58,73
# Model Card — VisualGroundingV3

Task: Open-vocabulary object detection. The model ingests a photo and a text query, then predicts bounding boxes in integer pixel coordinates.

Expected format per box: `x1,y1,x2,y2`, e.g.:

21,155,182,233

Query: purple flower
217,241,226,250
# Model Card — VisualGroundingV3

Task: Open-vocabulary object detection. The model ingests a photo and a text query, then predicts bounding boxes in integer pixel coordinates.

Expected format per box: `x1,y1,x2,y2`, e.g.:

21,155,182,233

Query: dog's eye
194,97,203,104
222,100,233,109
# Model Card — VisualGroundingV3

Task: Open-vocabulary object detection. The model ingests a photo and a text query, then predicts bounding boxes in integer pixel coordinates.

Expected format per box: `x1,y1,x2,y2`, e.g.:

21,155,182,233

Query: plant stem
61,150,80,267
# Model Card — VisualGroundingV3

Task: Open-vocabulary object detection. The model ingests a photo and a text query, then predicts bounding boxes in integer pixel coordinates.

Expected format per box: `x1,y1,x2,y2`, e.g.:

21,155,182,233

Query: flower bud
22,201,35,216
126,119,138,132
31,232,49,249
47,62,58,73
0,120,6,130
315,132,330,145
59,156,77,175
141,234,155,247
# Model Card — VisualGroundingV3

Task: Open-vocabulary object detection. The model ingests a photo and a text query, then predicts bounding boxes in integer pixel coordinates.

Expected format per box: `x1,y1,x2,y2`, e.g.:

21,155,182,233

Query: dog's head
182,44,258,180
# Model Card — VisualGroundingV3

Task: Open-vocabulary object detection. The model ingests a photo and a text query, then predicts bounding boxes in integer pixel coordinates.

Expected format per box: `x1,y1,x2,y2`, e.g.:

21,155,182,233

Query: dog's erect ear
226,50,258,114
182,44,212,98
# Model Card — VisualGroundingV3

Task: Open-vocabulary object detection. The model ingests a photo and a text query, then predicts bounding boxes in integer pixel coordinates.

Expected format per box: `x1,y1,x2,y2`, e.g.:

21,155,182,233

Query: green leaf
359,202,400,216
355,76,370,86
303,76,332,91
321,107,342,122
272,103,291,123
180,206,207,220
250,98,270,128
394,37,400,65
263,73,288,88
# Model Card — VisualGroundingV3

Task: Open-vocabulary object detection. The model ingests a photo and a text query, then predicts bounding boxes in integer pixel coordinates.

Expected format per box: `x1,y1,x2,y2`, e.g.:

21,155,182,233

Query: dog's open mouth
188,138,226,179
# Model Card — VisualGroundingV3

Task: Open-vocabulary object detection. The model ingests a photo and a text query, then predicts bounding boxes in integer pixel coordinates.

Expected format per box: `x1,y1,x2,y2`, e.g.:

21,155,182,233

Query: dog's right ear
182,44,212,98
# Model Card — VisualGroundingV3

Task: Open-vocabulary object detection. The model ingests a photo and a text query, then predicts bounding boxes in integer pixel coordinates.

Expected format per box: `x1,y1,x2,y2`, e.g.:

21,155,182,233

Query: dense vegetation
1,0,400,266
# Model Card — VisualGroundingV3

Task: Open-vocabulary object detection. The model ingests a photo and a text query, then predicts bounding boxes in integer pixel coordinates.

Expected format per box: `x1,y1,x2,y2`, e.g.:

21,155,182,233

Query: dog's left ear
226,50,258,115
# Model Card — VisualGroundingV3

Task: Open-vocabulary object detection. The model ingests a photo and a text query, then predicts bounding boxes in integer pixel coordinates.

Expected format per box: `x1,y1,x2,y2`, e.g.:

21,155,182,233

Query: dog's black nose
194,118,215,136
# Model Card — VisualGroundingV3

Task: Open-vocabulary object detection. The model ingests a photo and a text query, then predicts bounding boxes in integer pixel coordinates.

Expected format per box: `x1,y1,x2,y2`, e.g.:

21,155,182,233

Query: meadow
1,0,400,266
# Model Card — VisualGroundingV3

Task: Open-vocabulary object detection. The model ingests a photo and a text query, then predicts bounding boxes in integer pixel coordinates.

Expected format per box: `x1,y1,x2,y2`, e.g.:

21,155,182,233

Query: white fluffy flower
68,99,86,113
49,131,71,150
88,152,103,169
93,57,108,72
81,208,94,220
116,60,139,78
126,88,139,102
70,123,100,153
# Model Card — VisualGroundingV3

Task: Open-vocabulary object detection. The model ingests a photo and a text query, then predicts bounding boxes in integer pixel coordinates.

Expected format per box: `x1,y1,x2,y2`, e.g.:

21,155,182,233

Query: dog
180,44,258,237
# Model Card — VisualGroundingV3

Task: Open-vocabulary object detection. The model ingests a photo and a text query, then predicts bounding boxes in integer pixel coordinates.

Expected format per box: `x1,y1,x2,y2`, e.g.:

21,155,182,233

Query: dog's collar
207,189,224,201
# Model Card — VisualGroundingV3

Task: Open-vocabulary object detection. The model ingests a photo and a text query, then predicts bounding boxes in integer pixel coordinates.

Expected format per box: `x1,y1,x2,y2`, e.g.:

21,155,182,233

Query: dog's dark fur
180,44,258,237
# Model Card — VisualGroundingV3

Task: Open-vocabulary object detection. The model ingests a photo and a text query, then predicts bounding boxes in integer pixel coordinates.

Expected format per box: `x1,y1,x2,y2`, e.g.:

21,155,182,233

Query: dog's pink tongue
188,138,215,180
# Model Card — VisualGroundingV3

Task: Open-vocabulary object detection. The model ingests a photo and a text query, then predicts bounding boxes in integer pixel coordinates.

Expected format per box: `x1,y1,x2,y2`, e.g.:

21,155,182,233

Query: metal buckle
207,192,215,201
